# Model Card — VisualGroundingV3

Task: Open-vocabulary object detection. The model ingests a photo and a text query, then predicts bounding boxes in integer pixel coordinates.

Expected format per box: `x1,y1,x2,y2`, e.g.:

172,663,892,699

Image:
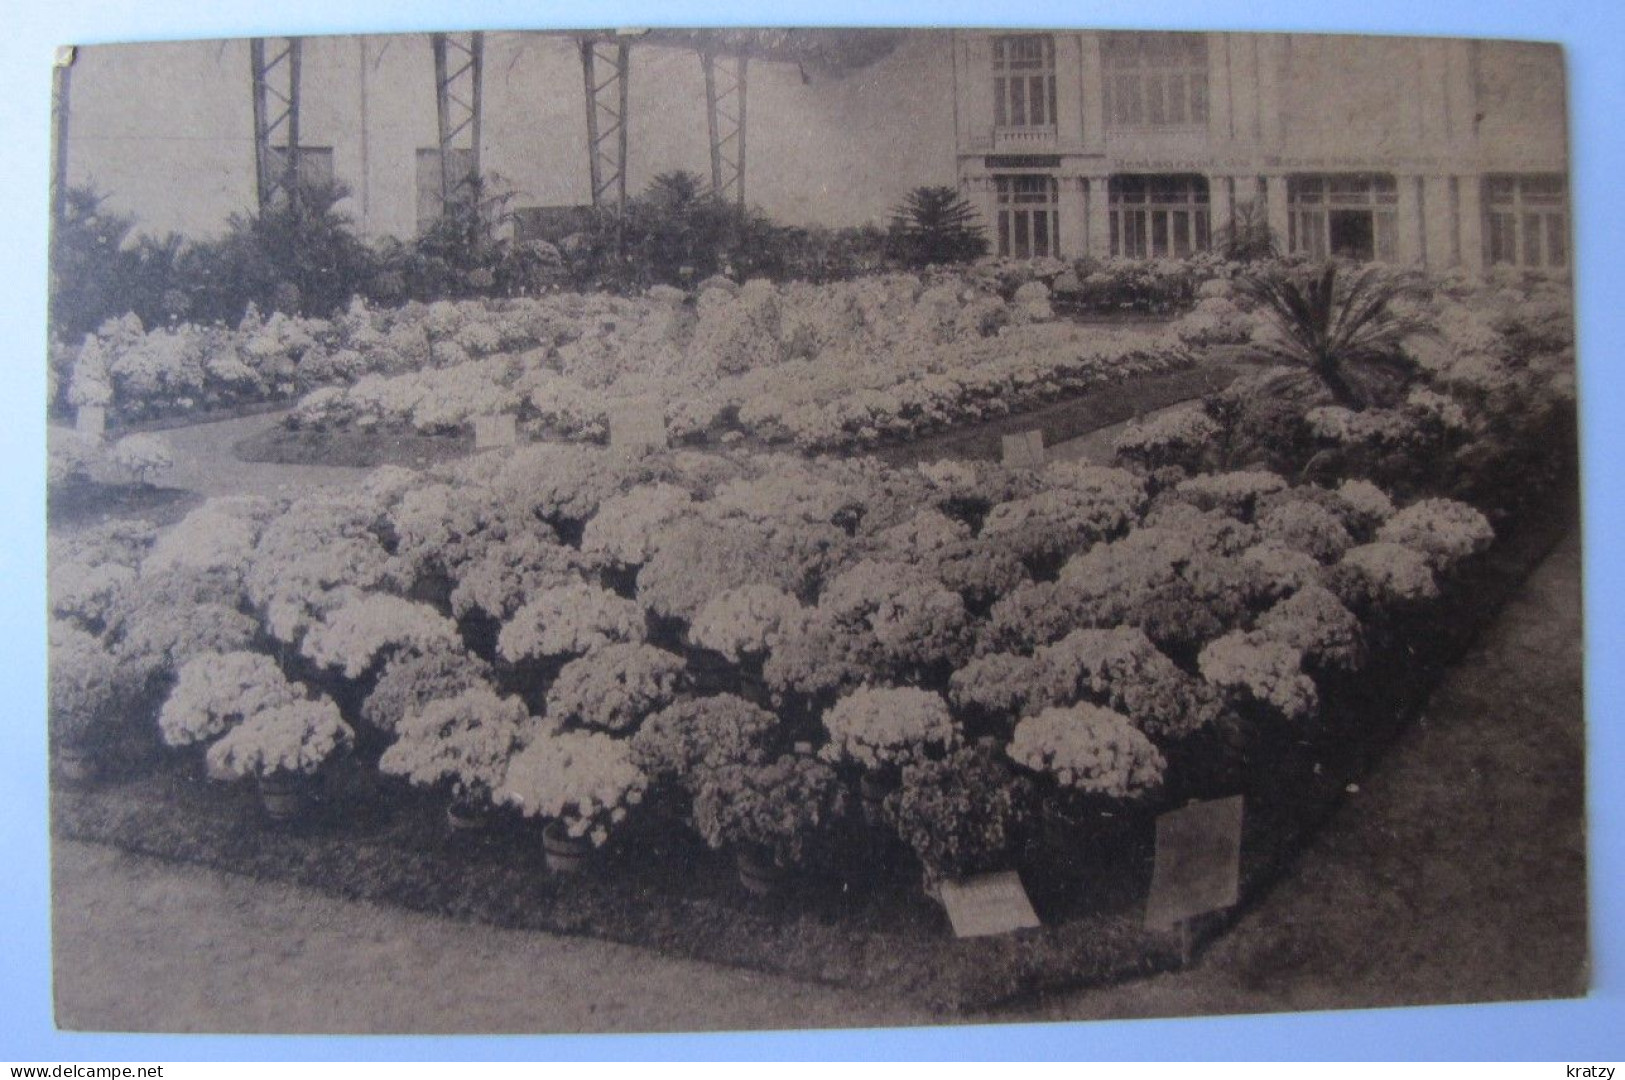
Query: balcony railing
992,125,1059,152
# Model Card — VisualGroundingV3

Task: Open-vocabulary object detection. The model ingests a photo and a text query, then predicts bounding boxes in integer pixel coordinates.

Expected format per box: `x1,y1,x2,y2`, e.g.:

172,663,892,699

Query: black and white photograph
41,23,1586,1037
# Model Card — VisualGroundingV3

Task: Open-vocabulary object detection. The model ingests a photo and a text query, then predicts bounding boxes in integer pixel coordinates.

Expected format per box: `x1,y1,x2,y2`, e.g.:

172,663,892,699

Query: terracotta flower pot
258,772,309,824
735,845,786,897
542,819,593,874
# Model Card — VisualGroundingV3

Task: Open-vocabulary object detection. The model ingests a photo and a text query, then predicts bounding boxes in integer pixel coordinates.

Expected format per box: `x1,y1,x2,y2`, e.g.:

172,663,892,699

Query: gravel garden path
49,526,1586,1034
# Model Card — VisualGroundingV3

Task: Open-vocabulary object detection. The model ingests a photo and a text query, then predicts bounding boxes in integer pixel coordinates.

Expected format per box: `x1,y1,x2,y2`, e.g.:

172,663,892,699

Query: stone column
1079,32,1107,154
1207,174,1235,251
1423,174,1456,271
1084,174,1113,258
1396,174,1426,267
1263,174,1291,253
1457,173,1485,277
1057,174,1088,259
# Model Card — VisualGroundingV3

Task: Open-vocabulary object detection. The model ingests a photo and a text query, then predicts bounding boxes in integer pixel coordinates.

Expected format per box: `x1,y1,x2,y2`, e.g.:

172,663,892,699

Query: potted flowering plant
158,650,304,770
378,685,536,830
819,686,960,819
203,696,355,822
690,752,847,895
497,730,648,872
884,742,1036,897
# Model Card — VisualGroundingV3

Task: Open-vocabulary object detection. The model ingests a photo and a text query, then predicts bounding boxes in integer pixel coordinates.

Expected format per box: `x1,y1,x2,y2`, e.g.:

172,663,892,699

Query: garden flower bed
59,270,1233,453
47,263,1576,1009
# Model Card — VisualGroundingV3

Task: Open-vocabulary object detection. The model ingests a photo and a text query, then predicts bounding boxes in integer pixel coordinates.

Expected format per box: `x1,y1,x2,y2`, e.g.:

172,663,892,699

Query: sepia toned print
45,27,1583,1033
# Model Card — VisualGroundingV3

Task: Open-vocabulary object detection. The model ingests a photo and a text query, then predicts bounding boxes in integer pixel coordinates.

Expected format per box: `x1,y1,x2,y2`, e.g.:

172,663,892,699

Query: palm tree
1236,261,1420,409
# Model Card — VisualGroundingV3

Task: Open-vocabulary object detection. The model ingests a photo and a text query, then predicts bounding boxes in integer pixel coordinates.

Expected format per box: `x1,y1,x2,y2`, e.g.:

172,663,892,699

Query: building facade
950,30,1569,272
60,29,1569,275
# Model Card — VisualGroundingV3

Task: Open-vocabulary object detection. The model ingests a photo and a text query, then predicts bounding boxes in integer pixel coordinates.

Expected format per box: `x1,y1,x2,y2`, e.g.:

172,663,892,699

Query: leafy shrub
884,742,1034,879
691,752,846,866
630,694,780,786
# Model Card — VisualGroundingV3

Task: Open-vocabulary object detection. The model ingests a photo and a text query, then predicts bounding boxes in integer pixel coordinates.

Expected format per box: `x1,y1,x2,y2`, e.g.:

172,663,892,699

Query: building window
416,147,478,233
1484,174,1568,269
1109,175,1210,258
992,35,1057,129
1102,33,1209,129
1287,174,1399,262
995,175,1059,259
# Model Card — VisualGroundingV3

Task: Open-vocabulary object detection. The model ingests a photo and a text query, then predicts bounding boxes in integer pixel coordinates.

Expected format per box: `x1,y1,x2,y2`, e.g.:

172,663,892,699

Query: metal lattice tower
579,37,632,212
431,32,485,218
700,50,748,208
250,37,303,212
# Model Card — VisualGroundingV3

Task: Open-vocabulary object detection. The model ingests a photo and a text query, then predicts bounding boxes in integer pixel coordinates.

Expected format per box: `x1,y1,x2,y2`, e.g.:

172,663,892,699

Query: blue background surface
2,0,1619,1061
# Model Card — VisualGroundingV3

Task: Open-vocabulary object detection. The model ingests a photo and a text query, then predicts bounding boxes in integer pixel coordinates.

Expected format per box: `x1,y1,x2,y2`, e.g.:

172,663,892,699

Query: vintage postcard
44,27,1583,1034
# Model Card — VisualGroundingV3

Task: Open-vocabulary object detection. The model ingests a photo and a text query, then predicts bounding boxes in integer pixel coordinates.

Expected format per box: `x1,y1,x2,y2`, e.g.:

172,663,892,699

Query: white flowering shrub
1333,479,1397,539
1007,705,1166,800
68,336,115,409
1240,542,1326,599
688,585,804,661
544,643,687,734
142,499,271,585
1255,498,1355,563
630,694,780,784
48,429,103,488
1376,498,1494,572
638,512,834,621
497,582,647,662
380,686,537,800
497,730,647,845
1173,470,1289,520
820,686,960,771
1114,405,1221,472
948,652,1037,719
108,434,175,486
109,567,259,685
158,650,303,748
49,619,122,745
1198,631,1319,722
447,530,584,621
580,484,695,568
1256,585,1366,673
1029,627,1223,742
300,591,460,678
1334,542,1441,608
204,697,354,779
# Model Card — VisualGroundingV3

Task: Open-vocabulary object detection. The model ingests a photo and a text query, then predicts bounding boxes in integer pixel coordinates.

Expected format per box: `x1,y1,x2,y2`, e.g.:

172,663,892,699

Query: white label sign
609,400,668,456
472,414,516,451
1001,429,1045,469
1144,795,1244,930
938,870,1042,939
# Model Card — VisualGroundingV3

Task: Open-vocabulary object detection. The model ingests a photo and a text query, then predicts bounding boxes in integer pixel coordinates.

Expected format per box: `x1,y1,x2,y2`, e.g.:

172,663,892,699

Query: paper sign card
76,405,106,437
938,871,1042,939
1001,429,1045,469
609,400,668,456
472,413,516,451
1144,795,1244,930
